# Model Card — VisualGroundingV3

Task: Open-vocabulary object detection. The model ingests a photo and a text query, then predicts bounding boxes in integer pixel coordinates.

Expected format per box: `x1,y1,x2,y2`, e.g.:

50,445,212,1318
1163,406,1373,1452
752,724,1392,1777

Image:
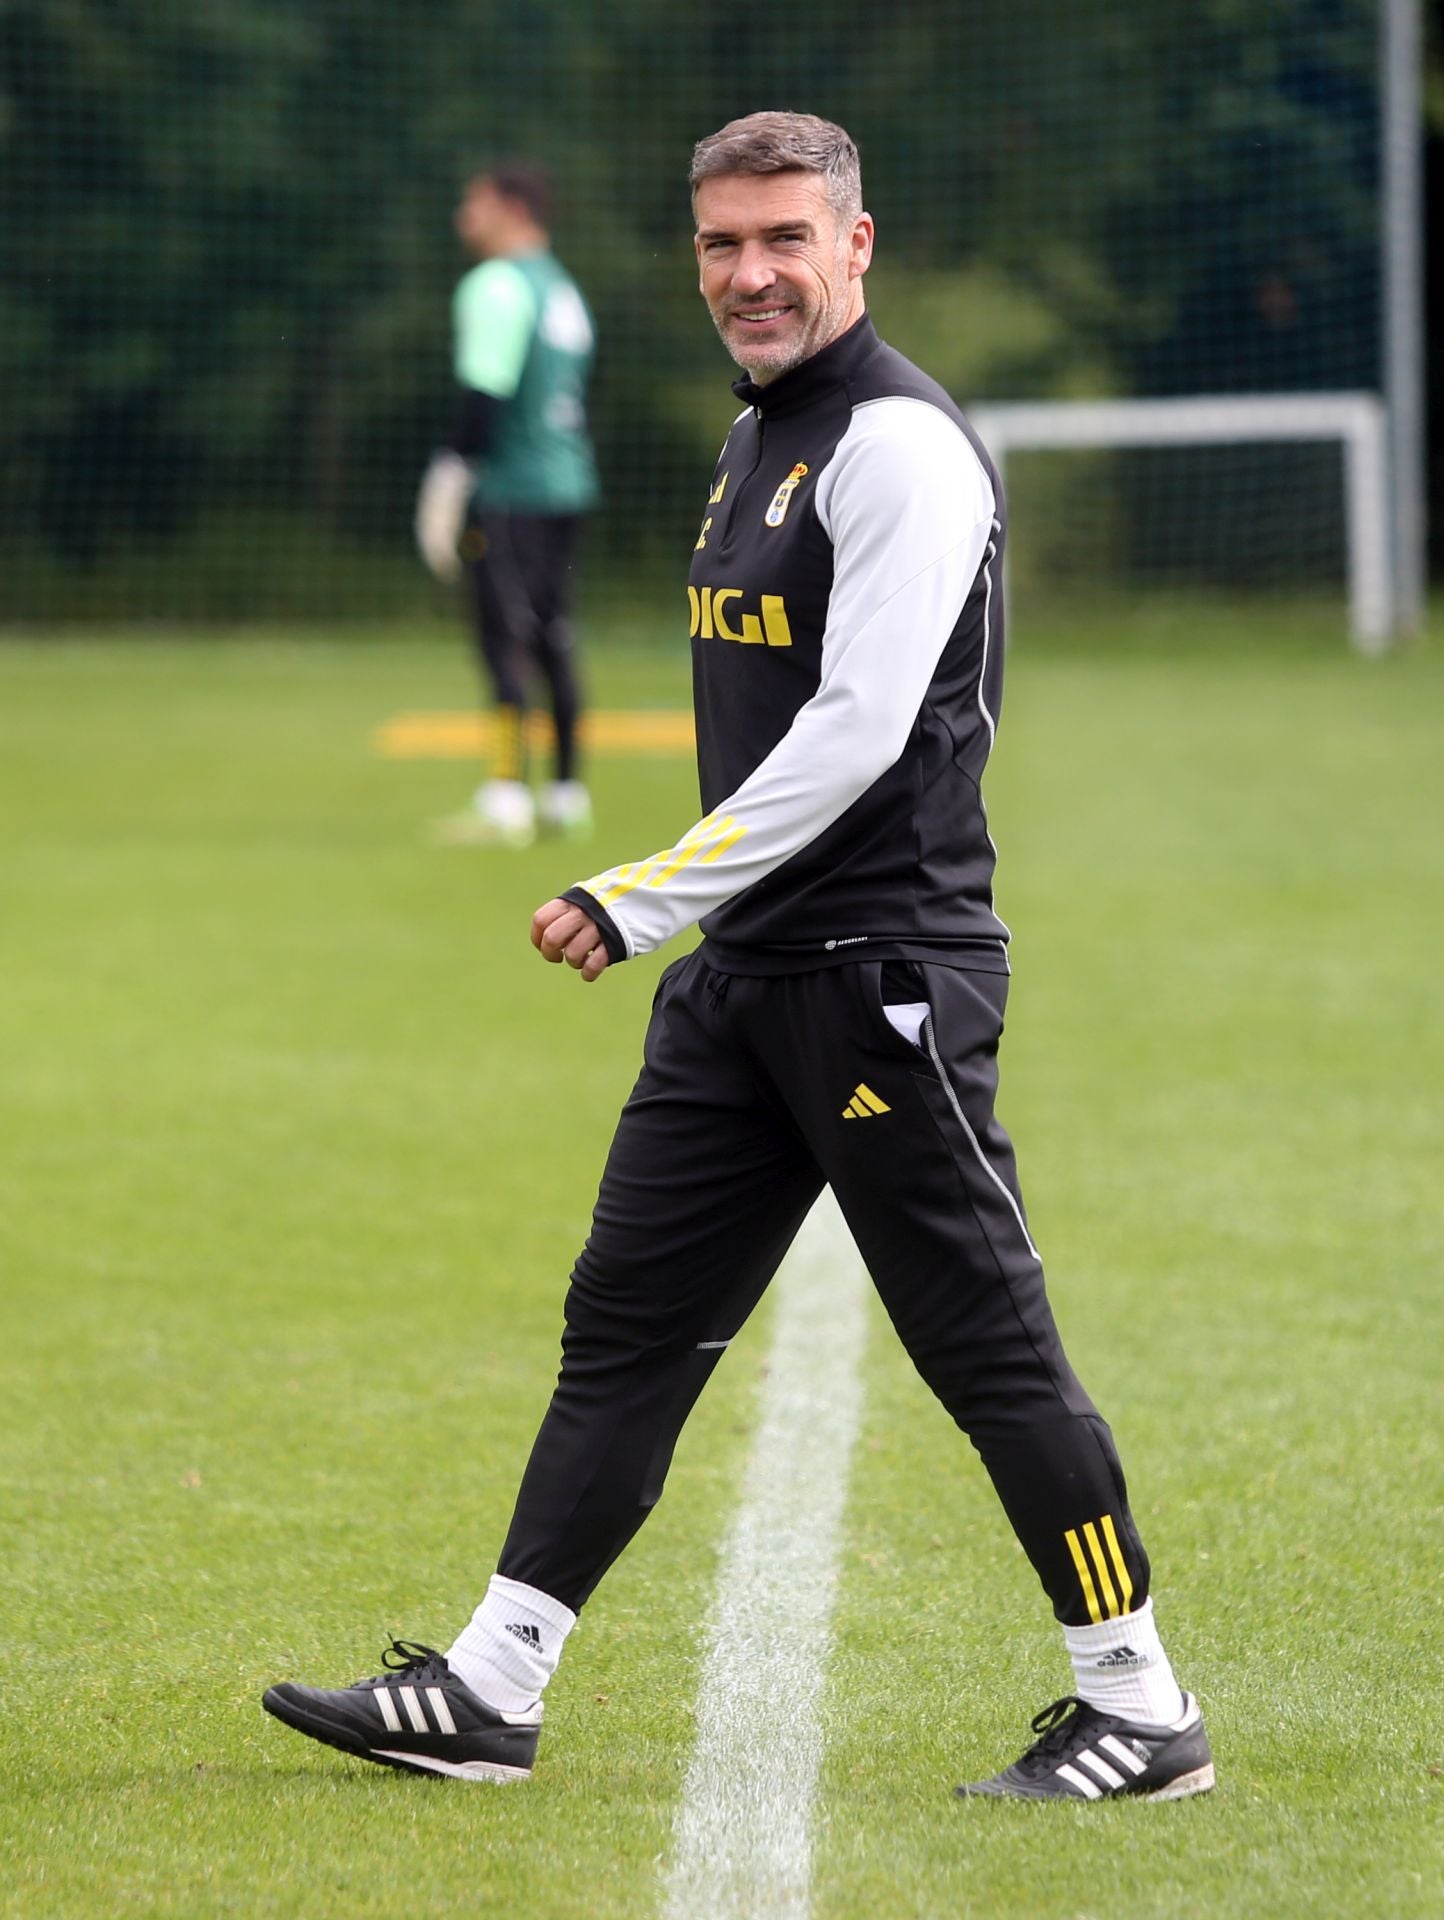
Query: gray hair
689,111,862,222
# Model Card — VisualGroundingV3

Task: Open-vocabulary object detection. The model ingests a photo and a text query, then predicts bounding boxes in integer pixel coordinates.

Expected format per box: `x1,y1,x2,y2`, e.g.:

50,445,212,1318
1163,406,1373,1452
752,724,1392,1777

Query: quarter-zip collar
730,314,881,418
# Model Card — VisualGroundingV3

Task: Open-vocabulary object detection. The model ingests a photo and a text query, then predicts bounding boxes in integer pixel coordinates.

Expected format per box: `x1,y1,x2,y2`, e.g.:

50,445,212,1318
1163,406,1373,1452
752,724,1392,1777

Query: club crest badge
764,463,809,528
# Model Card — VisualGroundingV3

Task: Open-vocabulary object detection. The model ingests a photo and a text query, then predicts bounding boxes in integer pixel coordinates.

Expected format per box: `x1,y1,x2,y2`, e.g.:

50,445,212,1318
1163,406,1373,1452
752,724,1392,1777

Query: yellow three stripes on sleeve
1064,1514,1135,1624
586,813,748,911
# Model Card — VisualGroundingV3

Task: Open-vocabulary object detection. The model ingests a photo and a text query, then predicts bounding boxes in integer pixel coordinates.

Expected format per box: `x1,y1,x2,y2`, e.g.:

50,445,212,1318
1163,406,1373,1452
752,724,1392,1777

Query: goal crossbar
970,393,1393,651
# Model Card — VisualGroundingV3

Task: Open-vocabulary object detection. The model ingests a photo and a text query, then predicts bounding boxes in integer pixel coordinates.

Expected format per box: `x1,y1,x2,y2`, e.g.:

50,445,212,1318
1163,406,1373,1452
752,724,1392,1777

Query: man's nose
731,243,777,297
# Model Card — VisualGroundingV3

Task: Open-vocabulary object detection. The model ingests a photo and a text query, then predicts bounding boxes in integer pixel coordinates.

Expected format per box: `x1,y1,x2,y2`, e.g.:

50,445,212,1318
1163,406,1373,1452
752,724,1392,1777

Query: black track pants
498,953,1151,1626
466,511,584,782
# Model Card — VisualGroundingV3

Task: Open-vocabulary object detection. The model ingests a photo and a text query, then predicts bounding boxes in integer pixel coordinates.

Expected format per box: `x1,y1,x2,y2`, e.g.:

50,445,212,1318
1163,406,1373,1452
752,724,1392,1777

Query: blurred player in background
416,162,599,846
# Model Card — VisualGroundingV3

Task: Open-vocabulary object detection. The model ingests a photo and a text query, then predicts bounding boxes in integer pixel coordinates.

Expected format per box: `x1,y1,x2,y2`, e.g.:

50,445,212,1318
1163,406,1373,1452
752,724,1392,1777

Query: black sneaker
262,1639,540,1782
956,1693,1215,1801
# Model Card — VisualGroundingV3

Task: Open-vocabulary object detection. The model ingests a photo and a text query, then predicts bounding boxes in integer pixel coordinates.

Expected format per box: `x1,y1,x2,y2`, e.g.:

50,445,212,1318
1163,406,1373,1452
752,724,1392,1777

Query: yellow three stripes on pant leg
1064,1514,1135,1624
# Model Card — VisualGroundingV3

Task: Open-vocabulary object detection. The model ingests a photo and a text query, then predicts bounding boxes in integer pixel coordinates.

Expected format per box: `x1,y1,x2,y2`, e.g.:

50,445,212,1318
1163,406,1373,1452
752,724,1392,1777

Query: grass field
1,609,1441,1918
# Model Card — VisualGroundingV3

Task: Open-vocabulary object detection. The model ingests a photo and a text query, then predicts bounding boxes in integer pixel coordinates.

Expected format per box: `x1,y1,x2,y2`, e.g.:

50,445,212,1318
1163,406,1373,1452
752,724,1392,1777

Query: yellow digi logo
687,586,793,647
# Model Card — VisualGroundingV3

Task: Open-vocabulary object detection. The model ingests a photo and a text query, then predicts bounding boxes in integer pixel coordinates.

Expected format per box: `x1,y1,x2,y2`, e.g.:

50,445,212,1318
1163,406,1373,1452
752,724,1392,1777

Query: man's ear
849,212,875,282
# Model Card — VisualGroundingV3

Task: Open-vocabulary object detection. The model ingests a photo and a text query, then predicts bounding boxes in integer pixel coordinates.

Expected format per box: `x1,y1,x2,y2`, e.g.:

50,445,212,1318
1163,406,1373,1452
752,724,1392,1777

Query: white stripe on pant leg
662,1190,869,1920
922,1019,1040,1264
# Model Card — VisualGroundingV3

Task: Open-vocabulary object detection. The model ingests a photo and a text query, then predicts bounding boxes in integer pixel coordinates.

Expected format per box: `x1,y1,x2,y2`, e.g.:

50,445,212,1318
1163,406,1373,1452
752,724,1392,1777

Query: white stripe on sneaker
398,1685,429,1733
427,1687,458,1736
1055,1763,1103,1799
375,1688,403,1734
1098,1733,1149,1776
1077,1749,1128,1790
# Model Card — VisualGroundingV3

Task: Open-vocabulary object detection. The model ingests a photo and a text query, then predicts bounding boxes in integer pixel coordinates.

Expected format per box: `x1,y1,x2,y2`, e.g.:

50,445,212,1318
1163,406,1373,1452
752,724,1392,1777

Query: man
416,161,598,846
266,112,1213,1803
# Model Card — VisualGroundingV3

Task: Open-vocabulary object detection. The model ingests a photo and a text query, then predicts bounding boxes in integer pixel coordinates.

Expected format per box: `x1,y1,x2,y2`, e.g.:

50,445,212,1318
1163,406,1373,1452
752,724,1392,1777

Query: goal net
0,1,1417,637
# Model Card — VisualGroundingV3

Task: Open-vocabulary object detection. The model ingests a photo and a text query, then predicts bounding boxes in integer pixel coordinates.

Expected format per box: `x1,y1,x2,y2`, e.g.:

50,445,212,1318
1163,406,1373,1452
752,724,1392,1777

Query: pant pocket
878,959,931,1052
881,1000,930,1050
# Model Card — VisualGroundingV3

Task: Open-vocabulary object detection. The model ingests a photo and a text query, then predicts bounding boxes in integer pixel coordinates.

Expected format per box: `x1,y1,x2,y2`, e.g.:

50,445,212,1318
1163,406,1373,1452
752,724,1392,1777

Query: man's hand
531,898,611,983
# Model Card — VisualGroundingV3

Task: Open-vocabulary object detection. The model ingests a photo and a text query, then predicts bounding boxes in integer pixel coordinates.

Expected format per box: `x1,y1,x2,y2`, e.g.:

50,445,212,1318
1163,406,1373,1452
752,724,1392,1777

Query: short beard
712,261,854,385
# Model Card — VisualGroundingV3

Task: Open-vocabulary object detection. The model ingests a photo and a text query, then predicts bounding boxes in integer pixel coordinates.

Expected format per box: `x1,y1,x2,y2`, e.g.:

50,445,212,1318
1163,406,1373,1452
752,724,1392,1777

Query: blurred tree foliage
0,0,1396,616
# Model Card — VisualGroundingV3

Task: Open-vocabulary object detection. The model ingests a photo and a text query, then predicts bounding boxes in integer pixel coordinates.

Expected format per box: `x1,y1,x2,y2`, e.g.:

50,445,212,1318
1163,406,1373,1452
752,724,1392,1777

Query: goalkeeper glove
415,451,473,582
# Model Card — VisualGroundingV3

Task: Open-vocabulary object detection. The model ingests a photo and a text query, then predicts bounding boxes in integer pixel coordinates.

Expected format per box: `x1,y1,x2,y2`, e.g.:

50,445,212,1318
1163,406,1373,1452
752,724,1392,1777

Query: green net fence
0,0,1394,624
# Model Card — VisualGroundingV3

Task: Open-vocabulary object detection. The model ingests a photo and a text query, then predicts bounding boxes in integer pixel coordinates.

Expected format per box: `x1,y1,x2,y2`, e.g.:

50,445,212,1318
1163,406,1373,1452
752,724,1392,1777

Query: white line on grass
662,1190,869,1920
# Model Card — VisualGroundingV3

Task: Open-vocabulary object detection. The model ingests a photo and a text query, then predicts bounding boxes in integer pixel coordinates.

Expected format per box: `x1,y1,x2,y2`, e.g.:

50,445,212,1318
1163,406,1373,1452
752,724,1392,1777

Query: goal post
971,395,1394,655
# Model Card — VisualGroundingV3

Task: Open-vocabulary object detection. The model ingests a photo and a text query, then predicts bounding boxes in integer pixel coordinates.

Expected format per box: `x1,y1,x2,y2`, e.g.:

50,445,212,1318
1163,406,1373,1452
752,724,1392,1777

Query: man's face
455,179,504,258
694,171,873,383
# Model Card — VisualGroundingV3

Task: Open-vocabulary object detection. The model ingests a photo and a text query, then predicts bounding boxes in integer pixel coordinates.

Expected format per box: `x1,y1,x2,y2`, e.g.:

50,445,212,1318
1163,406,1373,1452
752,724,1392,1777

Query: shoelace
366,1639,450,1687
1013,1695,1097,1775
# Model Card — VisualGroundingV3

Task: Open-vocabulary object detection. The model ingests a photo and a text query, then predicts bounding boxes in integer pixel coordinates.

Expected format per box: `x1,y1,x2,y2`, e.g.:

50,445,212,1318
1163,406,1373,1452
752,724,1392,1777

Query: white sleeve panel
577,399,996,959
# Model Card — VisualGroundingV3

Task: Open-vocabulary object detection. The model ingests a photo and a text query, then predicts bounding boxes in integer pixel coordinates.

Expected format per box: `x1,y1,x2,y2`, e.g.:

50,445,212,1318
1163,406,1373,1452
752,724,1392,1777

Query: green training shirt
453,250,599,513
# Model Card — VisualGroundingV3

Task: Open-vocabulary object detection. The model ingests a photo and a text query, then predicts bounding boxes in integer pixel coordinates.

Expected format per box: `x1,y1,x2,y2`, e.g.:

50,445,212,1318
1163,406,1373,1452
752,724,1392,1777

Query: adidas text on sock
446,1574,577,1715
1063,1596,1187,1725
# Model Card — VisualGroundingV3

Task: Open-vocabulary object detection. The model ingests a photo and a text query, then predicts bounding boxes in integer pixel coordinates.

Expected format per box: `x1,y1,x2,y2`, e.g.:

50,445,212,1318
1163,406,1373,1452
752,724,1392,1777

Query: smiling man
698,166,869,378
264,111,1212,1806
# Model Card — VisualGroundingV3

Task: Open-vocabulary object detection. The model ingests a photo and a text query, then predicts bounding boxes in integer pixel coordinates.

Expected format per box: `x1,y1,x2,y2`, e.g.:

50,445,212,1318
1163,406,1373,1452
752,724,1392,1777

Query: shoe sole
1143,1762,1215,1800
957,1761,1216,1803
262,1688,532,1784
373,1747,531,1782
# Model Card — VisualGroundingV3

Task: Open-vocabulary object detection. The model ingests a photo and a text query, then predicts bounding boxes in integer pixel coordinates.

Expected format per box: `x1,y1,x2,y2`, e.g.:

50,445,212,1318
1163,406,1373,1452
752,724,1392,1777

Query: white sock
445,1574,577,1714
1063,1597,1187,1725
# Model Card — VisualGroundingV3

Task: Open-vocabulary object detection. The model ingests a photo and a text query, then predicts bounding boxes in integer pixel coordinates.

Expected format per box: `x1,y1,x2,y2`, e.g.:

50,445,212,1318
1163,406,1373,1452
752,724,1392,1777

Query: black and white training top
567,314,1011,976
